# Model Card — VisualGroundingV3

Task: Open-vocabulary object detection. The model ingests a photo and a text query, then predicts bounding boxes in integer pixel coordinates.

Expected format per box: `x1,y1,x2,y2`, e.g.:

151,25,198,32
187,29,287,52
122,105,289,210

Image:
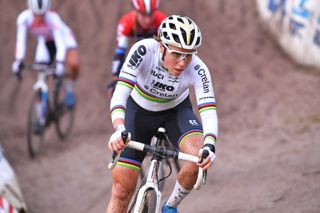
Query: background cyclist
106,0,166,95
107,15,218,213
12,0,80,108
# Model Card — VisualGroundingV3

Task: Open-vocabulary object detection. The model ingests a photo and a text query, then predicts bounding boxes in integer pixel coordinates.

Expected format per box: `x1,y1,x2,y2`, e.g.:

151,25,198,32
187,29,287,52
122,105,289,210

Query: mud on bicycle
108,127,207,213
21,63,75,158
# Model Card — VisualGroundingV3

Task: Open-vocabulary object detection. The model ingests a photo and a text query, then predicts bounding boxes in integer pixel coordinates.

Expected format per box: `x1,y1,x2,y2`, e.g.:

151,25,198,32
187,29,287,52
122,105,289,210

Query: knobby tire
54,79,74,140
27,93,45,158
140,189,157,213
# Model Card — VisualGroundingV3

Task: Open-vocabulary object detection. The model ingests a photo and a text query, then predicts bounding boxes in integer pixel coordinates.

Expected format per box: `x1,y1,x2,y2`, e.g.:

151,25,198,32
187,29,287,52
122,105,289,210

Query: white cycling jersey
15,10,77,63
110,38,218,142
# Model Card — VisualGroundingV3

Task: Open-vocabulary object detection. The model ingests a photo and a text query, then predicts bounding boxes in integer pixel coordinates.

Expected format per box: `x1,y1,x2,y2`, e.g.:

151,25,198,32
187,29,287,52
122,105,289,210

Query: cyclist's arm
112,35,129,76
109,41,146,124
15,11,29,61
111,14,133,76
49,12,67,63
193,59,218,146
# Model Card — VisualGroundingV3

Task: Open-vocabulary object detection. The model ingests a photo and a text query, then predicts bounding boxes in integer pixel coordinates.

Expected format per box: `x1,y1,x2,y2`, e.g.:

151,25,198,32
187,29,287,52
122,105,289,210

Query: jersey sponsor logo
128,45,147,69
151,70,164,79
149,89,178,99
189,120,199,126
152,81,175,91
168,75,179,83
121,70,136,78
199,96,215,101
197,69,210,93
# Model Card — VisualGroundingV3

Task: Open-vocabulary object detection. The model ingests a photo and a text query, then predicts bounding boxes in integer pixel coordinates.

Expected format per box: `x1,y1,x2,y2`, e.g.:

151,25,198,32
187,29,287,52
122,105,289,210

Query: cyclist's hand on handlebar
11,60,24,80
108,125,130,153
197,144,216,170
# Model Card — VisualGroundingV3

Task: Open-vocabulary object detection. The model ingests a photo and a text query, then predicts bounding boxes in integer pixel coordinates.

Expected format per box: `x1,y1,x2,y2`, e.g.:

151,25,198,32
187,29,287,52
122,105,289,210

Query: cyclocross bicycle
108,127,207,213
24,64,75,158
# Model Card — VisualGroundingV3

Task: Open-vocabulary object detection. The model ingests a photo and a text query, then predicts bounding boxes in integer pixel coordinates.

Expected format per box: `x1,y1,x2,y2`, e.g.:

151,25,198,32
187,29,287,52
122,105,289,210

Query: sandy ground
1,0,320,213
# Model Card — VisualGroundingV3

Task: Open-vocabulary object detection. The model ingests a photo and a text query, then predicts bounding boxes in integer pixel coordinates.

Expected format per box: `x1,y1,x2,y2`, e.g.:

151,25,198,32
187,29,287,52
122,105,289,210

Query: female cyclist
107,15,218,213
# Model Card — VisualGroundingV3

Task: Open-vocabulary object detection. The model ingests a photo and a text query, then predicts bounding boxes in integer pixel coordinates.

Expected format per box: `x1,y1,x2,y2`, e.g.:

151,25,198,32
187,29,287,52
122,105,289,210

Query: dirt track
1,0,320,213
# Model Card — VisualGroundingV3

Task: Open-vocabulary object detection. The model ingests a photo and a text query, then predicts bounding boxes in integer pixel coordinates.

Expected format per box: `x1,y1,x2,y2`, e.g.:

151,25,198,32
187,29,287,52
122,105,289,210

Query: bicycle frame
25,63,75,158
33,70,50,125
133,156,163,213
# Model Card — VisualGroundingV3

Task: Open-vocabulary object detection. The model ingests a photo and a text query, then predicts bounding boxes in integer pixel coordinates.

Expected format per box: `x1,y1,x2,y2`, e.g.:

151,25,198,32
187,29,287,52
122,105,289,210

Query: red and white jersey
116,10,166,48
14,10,77,62
110,39,218,142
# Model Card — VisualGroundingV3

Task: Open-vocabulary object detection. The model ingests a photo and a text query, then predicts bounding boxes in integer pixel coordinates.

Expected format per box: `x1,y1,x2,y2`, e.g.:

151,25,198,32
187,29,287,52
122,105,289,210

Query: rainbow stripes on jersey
197,102,217,113
204,133,217,143
117,77,135,89
110,105,126,116
134,83,175,103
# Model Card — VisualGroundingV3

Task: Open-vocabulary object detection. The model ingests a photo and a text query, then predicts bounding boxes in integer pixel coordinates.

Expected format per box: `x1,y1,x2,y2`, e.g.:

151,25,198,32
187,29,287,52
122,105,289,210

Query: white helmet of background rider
28,0,51,15
158,15,202,50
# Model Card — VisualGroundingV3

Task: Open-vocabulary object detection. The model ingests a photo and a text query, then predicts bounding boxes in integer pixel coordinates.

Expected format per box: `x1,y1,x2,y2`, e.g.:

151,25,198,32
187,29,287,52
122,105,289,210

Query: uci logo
128,45,146,69
151,70,164,79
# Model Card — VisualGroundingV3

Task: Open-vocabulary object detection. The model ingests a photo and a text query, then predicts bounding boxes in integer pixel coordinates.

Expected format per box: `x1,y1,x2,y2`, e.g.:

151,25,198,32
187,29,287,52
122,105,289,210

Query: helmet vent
196,37,201,46
190,29,195,43
172,34,180,44
163,32,169,39
169,23,176,30
186,17,192,25
177,17,184,23
180,28,187,44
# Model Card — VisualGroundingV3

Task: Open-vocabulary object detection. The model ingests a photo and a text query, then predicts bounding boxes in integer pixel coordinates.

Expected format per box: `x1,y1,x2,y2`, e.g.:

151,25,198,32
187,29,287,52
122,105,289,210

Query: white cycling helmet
28,0,51,15
158,15,202,50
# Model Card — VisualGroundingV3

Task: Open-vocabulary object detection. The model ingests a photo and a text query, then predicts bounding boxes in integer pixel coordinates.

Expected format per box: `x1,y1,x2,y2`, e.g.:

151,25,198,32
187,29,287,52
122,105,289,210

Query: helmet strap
159,45,168,71
162,46,166,61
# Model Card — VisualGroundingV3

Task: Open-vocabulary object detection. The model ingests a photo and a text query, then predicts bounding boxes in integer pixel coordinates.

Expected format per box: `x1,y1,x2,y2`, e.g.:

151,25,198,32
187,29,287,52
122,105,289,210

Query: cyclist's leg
61,27,79,106
107,166,140,213
64,26,79,80
164,98,203,208
65,48,79,80
107,97,162,212
62,46,79,108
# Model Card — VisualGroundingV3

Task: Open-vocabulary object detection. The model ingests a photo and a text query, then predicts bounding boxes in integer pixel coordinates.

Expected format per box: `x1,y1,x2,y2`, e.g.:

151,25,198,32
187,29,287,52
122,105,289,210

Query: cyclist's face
136,11,154,29
160,43,196,77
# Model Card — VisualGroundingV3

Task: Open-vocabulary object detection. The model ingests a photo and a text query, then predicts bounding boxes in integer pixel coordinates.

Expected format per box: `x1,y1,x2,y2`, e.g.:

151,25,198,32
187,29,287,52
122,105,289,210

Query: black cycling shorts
117,96,203,171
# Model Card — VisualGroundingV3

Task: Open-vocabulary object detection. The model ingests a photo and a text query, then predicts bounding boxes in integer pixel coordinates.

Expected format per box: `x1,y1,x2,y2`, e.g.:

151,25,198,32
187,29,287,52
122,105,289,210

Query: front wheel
27,93,45,158
140,189,158,213
54,79,75,139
